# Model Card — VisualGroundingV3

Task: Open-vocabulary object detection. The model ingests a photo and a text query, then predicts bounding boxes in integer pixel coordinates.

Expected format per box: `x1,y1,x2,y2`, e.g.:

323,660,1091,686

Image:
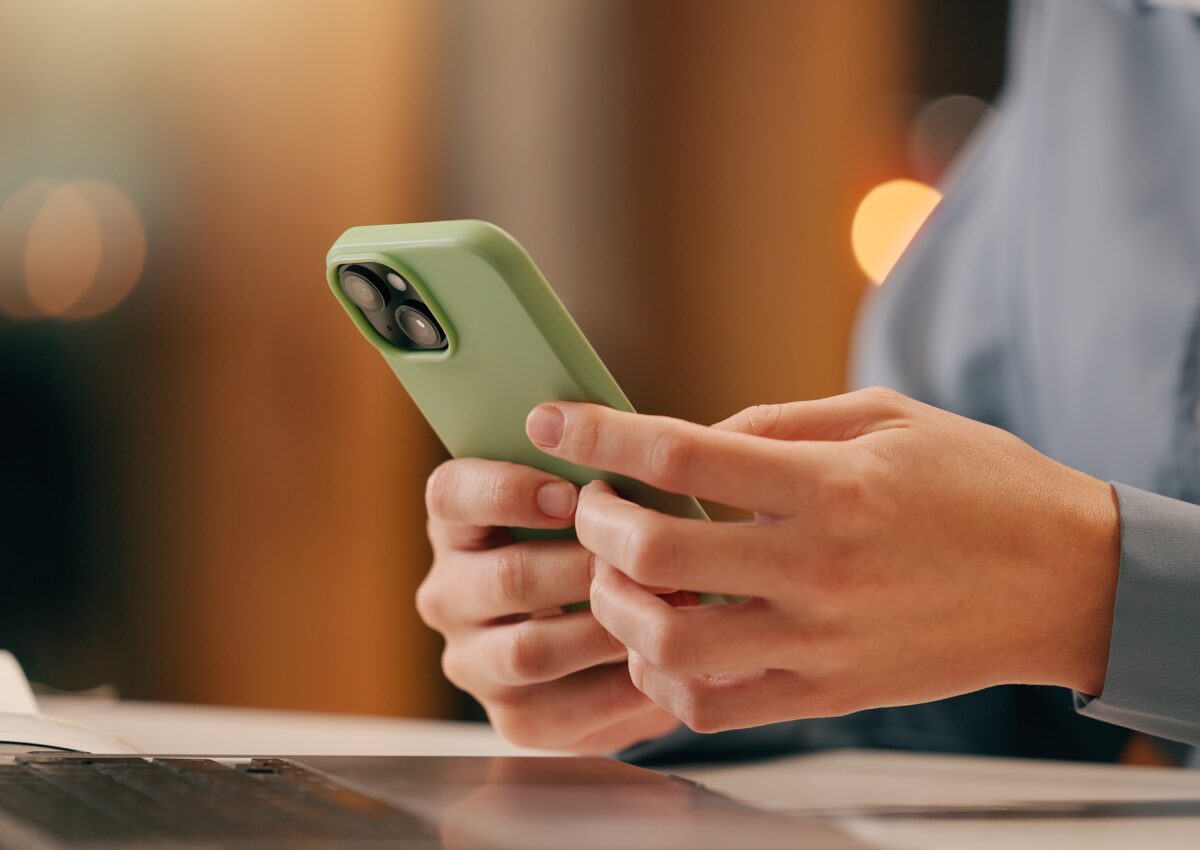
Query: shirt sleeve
1074,483,1200,745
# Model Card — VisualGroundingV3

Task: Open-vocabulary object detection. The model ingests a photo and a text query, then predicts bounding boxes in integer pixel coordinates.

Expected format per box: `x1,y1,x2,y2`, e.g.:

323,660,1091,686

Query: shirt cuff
1074,483,1200,745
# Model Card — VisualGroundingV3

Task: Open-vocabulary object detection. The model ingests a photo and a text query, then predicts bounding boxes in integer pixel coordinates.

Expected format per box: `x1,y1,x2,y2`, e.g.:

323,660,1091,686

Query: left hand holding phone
417,458,681,753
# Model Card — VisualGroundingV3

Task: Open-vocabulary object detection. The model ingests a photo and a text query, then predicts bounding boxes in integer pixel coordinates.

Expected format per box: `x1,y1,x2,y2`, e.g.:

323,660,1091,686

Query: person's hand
416,458,680,752
524,387,1120,733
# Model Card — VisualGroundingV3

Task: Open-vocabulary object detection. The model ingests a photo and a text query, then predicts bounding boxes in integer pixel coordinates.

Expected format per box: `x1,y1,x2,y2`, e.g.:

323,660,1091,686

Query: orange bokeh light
24,183,105,316
0,178,60,319
0,177,146,320
68,179,148,320
851,178,942,285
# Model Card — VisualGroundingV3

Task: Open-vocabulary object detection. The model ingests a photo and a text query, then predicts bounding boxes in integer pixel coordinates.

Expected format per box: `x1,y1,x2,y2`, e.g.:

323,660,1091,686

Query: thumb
711,387,909,442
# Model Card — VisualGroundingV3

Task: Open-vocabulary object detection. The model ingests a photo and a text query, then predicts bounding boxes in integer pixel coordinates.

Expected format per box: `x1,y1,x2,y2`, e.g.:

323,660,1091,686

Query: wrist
1053,474,1121,695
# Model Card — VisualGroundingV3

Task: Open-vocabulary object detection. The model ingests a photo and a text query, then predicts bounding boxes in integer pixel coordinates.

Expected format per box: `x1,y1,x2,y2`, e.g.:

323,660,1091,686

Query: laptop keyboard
0,755,440,846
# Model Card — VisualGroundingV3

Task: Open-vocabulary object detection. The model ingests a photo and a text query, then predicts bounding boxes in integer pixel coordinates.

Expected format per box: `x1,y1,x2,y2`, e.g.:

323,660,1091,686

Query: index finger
525,403,813,515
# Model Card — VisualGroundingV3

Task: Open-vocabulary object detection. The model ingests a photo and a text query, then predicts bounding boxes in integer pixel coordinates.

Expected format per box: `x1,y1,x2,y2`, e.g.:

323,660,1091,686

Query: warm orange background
0,1,1006,718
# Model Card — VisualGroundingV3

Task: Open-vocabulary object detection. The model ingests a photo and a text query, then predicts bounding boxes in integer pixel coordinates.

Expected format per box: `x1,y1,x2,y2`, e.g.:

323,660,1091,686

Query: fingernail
536,480,577,518
527,404,565,448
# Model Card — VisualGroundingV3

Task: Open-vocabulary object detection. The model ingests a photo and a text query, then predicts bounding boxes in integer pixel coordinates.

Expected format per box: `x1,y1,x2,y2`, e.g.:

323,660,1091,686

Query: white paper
0,651,38,716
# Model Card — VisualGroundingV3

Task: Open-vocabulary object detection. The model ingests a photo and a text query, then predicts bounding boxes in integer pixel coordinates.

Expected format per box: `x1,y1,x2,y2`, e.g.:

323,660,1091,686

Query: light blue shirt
626,0,1200,766
855,0,1200,748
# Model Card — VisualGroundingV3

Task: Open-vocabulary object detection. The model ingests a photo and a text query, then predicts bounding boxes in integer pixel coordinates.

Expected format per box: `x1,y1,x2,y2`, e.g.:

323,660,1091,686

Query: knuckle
602,664,646,715
857,385,905,414
683,709,725,735
504,622,551,683
642,612,693,671
566,410,603,459
742,404,782,437
487,704,541,748
488,690,584,750
482,469,523,516
424,461,456,517
814,466,867,512
648,428,694,486
492,546,533,611
675,683,726,734
439,646,469,691
799,571,854,625
726,409,755,433
414,577,446,628
623,517,678,586
808,562,850,599
599,621,627,657
808,464,878,560
626,652,647,692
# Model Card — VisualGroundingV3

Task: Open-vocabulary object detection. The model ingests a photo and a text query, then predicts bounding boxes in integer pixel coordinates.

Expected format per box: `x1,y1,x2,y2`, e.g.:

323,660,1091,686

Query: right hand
417,458,681,753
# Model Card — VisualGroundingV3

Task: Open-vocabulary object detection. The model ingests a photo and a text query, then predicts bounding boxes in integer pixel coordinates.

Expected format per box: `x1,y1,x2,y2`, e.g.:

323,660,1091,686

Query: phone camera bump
339,266,386,312
395,304,446,349
338,262,447,351
386,271,409,292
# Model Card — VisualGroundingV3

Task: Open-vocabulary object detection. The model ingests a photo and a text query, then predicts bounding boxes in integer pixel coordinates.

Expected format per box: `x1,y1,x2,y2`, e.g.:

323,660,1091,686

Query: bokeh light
0,179,61,319
851,179,942,285
0,177,146,321
24,183,105,317
66,179,148,320
908,94,992,183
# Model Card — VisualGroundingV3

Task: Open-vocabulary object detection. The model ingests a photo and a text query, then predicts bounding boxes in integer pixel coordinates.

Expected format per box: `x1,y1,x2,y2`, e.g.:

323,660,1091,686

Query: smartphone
325,220,709,533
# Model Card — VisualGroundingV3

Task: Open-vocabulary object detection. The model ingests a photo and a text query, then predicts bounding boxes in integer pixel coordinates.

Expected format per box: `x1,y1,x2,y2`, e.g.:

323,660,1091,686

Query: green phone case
326,220,709,531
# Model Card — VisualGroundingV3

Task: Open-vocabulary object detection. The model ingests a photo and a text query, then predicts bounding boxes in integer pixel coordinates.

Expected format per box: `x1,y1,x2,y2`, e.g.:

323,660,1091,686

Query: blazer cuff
1074,483,1200,745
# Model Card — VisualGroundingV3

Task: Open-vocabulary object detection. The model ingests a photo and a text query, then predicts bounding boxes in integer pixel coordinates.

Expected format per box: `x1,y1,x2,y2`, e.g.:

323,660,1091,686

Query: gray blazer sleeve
1074,484,1200,745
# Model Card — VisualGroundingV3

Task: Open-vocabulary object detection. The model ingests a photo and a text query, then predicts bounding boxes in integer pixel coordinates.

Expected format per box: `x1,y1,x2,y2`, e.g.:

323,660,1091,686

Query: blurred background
0,0,1006,720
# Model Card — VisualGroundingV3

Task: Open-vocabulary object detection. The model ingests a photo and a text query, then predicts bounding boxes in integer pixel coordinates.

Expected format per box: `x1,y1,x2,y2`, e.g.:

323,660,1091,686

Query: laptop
0,654,866,849
0,752,868,849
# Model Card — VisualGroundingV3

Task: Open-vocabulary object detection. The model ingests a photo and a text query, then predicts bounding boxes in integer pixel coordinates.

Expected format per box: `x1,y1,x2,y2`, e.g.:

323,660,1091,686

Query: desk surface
41,695,1200,849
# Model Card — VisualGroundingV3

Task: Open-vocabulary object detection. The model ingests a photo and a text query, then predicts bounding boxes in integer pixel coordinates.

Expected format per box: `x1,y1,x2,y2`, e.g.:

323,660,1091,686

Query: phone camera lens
395,304,445,349
340,267,386,312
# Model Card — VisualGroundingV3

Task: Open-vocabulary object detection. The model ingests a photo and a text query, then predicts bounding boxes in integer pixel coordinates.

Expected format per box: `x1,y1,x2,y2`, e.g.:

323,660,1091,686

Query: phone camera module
338,262,447,351
395,304,446,349
339,267,387,312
